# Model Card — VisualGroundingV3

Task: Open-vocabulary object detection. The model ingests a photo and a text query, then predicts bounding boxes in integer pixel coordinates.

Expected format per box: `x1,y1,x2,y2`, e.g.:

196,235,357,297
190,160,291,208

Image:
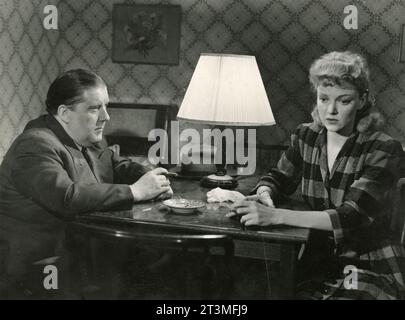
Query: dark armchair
103,103,178,167
391,150,405,246
392,177,405,246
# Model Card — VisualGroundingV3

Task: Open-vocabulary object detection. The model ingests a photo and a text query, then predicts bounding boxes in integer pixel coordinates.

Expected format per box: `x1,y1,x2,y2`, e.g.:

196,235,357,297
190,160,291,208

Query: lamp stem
214,125,236,176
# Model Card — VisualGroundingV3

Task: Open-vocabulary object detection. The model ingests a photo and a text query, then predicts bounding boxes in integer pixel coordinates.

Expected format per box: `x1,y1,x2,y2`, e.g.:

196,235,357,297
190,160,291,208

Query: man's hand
155,187,174,201
130,167,171,202
226,199,283,226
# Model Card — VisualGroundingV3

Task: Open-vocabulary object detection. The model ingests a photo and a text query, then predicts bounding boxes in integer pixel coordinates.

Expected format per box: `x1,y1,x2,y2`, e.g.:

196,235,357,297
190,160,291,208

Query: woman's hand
226,199,283,227
255,186,275,207
244,194,275,207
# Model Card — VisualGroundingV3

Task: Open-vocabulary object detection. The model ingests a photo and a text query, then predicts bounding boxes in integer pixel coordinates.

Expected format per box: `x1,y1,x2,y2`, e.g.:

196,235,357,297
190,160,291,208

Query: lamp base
200,174,238,189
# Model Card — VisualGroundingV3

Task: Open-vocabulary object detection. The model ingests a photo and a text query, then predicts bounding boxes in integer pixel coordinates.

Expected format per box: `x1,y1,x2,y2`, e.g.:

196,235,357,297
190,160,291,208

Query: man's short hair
46,69,106,115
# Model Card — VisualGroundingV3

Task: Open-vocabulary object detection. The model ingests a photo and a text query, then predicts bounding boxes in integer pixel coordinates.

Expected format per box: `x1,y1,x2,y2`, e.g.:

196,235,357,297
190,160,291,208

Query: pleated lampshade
177,53,276,126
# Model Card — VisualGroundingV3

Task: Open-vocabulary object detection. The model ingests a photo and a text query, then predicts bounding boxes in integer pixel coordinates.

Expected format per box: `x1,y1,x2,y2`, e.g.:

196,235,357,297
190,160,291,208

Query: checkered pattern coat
255,122,405,299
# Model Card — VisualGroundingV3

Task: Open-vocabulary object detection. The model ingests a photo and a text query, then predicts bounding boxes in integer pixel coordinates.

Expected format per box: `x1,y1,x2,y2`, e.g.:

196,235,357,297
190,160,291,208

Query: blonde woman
228,51,405,299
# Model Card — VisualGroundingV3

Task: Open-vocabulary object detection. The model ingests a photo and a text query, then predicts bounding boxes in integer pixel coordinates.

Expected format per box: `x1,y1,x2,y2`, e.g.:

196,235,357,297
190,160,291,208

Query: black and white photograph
0,0,404,304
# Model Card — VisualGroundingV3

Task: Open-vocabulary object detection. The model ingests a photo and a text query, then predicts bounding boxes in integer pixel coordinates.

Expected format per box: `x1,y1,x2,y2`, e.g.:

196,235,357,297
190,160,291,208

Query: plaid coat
255,122,405,299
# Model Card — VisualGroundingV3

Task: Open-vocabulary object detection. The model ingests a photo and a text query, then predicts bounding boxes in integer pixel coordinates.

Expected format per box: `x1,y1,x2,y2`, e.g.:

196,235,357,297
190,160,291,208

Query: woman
227,51,405,299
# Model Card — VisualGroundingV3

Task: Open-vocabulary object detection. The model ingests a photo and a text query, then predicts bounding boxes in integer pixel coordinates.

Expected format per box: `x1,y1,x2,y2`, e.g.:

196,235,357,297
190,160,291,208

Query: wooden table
72,176,310,298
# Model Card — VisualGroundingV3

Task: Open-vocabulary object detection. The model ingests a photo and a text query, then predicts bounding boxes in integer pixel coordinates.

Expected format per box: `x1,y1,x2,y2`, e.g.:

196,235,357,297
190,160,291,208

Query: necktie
81,147,94,171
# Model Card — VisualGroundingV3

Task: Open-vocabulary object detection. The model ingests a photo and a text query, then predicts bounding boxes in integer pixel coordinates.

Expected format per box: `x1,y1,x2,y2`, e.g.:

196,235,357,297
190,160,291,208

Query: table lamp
177,53,276,189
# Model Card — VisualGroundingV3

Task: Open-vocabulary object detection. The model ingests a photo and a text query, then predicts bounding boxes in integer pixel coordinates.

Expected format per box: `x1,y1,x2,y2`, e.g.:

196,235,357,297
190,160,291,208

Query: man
0,69,172,297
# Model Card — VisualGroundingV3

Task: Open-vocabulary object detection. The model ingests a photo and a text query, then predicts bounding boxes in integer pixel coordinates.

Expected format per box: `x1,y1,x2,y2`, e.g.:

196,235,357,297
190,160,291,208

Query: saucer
162,199,205,215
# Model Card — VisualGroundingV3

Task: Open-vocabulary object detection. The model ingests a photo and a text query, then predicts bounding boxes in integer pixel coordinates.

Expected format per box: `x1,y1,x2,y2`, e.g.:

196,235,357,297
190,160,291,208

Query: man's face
66,85,110,147
316,83,365,136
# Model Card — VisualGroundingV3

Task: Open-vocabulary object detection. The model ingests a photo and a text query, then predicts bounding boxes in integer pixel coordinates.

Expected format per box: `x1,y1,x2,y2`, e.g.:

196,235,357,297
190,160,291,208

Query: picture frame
399,24,405,63
112,4,181,65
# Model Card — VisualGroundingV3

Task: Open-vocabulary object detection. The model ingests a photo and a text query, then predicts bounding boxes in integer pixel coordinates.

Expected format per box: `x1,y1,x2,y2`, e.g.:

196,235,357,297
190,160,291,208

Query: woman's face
65,85,110,147
316,82,365,136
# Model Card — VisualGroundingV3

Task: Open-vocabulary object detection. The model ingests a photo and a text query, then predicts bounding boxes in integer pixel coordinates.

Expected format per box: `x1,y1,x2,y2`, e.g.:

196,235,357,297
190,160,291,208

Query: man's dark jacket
0,114,148,276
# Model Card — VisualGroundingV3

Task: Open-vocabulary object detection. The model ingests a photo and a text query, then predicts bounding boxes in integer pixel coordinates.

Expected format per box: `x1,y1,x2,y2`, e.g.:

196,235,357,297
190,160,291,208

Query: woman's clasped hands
226,191,284,227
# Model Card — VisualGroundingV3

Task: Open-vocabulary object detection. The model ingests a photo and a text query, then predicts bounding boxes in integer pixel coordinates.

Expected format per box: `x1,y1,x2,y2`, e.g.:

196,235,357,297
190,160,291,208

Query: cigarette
163,172,178,177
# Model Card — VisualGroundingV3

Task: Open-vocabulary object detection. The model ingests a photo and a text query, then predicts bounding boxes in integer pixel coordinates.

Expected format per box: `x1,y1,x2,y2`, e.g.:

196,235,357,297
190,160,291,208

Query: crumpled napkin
206,187,245,203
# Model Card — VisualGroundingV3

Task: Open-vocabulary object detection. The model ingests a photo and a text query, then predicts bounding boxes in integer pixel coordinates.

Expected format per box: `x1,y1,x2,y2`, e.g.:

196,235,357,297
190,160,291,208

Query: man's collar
44,114,81,151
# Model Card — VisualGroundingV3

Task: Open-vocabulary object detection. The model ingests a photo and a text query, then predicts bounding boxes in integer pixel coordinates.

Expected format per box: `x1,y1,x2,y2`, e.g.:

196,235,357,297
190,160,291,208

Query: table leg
65,227,96,298
279,244,298,299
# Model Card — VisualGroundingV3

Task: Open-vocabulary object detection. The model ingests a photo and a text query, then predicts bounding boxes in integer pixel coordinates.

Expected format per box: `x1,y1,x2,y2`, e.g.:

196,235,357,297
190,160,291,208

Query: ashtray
162,199,205,215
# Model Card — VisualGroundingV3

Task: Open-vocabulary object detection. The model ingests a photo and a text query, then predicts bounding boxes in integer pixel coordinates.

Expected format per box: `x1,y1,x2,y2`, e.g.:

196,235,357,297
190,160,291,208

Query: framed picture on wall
112,4,181,65
400,24,405,63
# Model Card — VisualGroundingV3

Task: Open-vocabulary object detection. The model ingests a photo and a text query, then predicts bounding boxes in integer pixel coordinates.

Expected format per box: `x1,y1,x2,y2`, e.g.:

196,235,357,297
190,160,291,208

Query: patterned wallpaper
1,0,405,163
0,0,61,161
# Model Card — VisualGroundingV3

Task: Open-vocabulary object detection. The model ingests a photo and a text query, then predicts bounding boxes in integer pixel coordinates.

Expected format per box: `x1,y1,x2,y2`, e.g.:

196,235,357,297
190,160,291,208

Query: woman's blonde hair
309,51,384,133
